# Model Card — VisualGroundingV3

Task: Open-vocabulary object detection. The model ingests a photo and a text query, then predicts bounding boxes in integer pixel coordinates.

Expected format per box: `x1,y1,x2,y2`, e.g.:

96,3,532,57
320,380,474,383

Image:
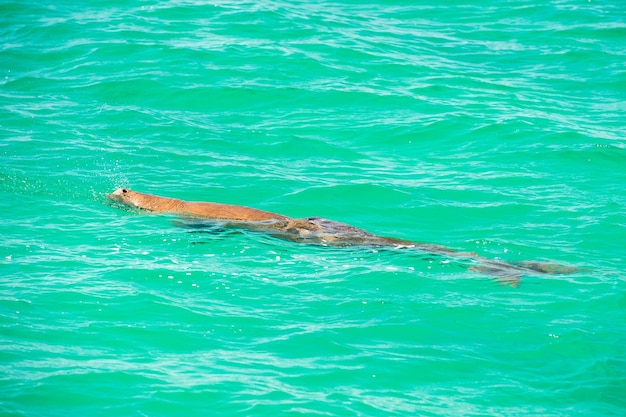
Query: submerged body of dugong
108,188,579,285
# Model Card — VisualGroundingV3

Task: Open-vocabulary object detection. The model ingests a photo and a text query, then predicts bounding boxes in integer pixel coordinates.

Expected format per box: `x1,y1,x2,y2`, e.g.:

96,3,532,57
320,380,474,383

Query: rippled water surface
2,0,625,415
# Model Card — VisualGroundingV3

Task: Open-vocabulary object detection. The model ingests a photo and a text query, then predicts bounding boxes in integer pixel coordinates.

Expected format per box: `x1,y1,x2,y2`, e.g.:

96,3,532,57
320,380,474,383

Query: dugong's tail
510,261,581,275
469,259,581,287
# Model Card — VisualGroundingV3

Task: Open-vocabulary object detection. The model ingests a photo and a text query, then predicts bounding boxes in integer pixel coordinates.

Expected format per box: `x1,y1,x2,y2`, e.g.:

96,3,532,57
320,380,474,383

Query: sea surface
1,0,625,415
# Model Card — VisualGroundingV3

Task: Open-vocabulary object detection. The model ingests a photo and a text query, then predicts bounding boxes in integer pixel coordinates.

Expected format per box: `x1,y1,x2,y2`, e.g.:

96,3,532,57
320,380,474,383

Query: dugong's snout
107,188,130,204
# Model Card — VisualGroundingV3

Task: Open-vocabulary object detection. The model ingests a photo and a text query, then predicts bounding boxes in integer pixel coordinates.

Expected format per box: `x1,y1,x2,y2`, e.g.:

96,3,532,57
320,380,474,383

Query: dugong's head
108,188,162,211
107,188,178,212
108,188,142,209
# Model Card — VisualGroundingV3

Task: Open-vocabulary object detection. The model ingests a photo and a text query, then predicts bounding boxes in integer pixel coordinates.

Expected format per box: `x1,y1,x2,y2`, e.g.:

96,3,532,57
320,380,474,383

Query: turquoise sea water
2,0,625,415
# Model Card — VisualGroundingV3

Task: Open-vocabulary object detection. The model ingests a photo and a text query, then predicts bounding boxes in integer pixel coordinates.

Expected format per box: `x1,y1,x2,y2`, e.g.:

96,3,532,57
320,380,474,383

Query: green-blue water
2,0,625,415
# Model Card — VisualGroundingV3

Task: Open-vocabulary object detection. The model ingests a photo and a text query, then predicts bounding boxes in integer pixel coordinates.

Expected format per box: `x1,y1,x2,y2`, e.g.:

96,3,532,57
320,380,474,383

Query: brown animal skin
107,188,459,252
107,188,580,285
108,188,289,221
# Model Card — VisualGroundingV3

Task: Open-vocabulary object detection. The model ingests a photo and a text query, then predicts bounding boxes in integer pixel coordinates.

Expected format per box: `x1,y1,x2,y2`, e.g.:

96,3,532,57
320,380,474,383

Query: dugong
108,188,580,285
